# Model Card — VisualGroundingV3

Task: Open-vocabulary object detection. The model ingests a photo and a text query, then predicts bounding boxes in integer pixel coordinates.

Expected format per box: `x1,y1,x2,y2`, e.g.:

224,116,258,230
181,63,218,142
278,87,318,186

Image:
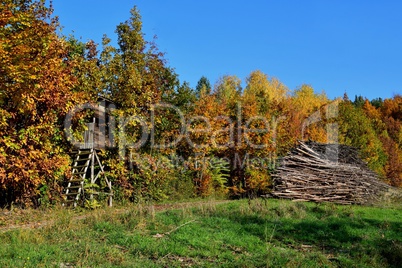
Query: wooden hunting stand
63,98,114,207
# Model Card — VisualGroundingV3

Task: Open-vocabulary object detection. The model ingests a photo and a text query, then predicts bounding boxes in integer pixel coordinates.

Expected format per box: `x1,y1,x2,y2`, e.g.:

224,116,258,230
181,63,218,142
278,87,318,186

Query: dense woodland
1,1,401,207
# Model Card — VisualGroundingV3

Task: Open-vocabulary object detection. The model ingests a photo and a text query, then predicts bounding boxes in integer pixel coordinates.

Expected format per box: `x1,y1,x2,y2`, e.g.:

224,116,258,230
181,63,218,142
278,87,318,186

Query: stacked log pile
272,141,390,204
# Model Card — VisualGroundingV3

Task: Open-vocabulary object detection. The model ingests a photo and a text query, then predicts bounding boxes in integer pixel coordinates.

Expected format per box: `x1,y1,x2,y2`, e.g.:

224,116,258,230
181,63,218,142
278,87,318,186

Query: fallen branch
153,219,197,238
165,219,197,235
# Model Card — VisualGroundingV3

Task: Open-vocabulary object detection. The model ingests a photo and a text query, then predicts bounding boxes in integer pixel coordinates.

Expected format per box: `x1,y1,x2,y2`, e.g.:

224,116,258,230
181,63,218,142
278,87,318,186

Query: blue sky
53,0,402,100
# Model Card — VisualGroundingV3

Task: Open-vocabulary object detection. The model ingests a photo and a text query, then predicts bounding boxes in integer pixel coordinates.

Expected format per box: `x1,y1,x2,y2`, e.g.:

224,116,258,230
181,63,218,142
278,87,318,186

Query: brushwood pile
272,141,390,204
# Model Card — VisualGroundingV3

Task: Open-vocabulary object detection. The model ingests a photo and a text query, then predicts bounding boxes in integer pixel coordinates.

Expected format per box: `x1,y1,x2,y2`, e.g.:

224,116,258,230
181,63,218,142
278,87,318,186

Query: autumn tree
66,37,103,100
290,84,329,143
292,84,328,116
338,101,387,177
214,75,241,115
0,0,80,206
94,6,185,202
381,95,402,146
244,70,288,114
364,97,402,186
104,7,177,111
381,136,402,186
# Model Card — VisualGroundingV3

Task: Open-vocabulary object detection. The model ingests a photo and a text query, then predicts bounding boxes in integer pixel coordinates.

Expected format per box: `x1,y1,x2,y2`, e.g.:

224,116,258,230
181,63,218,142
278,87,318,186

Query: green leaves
108,6,176,111
338,101,387,176
209,157,230,189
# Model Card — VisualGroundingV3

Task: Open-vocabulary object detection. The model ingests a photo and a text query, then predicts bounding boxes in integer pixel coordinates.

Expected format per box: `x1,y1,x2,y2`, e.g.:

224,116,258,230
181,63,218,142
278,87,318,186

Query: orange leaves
381,137,402,187
382,95,402,119
362,95,402,186
0,1,80,207
2,0,402,208
0,7,13,27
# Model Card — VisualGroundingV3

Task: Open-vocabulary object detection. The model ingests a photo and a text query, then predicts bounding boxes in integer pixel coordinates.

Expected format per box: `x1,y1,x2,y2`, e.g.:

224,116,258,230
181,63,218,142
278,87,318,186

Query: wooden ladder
63,149,93,207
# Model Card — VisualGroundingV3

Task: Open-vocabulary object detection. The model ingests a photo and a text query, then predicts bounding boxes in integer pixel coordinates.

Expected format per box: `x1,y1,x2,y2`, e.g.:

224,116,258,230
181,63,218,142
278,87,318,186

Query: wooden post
90,118,95,200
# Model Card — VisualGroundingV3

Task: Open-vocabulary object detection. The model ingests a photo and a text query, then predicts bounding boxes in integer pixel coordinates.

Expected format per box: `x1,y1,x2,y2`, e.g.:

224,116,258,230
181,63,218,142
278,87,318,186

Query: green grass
0,199,401,267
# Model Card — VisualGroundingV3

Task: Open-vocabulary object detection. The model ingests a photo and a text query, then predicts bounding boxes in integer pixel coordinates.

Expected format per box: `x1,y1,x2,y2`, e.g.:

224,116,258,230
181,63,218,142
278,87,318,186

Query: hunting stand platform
63,99,114,207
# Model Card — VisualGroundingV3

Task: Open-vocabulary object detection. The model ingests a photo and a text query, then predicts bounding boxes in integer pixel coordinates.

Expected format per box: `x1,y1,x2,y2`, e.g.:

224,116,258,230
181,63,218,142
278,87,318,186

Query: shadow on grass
214,204,402,267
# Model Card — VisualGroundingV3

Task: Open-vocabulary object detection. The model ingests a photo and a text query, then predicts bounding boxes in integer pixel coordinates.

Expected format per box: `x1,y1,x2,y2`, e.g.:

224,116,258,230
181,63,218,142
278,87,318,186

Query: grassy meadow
0,199,401,267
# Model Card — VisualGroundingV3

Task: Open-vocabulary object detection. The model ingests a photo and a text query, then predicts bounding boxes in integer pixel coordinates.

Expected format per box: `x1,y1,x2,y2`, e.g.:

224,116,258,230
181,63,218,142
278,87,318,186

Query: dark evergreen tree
371,97,383,108
353,95,365,108
195,76,211,98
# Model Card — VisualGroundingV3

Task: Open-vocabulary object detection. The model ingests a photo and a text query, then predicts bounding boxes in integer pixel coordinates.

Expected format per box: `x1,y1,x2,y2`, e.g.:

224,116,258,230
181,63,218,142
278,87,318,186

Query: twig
165,219,197,235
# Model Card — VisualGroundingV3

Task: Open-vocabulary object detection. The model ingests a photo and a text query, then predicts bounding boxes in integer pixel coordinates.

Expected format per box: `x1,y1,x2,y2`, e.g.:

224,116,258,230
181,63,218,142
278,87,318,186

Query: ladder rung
72,165,88,169
69,179,84,183
77,158,91,161
73,152,92,158
78,151,92,155
66,148,110,207
67,185,82,189
65,192,80,196
72,171,87,175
